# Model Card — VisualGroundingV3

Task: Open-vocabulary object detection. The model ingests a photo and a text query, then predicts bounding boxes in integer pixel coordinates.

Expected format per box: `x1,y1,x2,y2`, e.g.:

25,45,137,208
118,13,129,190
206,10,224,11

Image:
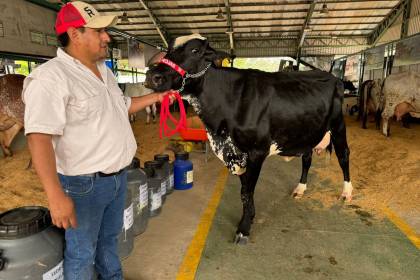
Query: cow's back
383,72,420,114
0,74,25,124
200,68,342,155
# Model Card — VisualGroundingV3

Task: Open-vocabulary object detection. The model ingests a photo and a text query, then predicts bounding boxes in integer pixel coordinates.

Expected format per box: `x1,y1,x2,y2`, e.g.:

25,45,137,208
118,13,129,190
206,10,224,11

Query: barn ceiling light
320,3,329,14
121,12,129,24
216,7,225,21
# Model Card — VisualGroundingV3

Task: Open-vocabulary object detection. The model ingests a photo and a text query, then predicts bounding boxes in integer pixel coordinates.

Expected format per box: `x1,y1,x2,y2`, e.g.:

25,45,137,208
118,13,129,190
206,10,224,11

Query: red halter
159,58,186,77
159,91,187,138
157,58,188,138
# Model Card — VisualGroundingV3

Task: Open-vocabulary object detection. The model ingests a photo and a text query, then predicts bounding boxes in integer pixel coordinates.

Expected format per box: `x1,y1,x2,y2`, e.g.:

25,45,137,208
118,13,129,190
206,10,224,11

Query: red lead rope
159,91,187,138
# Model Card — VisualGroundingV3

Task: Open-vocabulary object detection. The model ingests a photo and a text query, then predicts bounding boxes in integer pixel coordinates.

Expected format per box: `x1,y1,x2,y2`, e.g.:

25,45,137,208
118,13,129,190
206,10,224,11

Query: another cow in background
123,82,156,124
380,71,420,136
357,79,383,129
0,74,25,157
146,34,352,244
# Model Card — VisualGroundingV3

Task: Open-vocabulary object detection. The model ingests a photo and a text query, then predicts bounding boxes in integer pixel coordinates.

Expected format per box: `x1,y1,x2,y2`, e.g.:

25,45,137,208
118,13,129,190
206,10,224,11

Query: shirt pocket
67,94,105,122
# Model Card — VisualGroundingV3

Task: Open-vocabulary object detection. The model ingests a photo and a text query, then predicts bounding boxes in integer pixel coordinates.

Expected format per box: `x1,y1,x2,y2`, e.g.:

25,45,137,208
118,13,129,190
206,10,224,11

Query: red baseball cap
55,1,118,35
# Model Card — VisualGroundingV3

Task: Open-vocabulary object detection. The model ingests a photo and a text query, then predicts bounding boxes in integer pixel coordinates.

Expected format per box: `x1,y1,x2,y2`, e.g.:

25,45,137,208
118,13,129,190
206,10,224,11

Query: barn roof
83,0,407,57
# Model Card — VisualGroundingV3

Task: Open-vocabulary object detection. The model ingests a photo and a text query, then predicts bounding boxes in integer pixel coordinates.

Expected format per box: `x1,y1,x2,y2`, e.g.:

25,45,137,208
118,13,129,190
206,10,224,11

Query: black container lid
175,151,189,160
144,160,160,169
154,154,169,162
0,206,52,239
129,157,141,169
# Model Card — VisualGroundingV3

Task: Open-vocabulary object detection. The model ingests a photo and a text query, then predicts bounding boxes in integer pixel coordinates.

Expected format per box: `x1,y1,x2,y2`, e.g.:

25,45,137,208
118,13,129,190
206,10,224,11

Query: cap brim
84,15,118,29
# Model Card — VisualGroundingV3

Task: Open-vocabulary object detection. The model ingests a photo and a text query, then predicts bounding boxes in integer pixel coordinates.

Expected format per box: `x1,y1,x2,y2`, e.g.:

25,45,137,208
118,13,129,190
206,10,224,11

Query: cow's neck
182,66,237,132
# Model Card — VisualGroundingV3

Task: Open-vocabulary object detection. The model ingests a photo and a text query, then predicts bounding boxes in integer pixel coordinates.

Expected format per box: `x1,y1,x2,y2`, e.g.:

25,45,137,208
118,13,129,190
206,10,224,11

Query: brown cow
0,74,25,156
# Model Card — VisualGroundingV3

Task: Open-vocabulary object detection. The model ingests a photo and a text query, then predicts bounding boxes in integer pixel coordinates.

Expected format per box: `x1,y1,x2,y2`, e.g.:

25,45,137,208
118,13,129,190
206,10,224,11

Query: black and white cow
146,34,353,244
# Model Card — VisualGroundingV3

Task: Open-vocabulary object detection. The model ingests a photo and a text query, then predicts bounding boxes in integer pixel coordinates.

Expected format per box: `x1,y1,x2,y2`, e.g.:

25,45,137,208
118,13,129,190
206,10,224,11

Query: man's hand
156,90,177,104
48,191,78,229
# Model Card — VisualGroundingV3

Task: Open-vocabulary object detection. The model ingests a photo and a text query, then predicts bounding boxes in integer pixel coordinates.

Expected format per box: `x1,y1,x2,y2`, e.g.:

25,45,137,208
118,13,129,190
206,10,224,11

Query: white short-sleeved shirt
22,48,137,176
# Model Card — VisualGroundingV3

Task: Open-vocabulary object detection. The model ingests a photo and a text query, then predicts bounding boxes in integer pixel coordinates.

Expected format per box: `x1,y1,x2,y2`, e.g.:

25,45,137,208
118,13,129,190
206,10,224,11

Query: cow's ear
203,44,230,64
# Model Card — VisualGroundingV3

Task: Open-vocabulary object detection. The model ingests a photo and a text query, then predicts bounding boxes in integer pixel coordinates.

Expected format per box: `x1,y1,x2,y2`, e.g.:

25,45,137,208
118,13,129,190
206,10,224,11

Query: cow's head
145,34,228,93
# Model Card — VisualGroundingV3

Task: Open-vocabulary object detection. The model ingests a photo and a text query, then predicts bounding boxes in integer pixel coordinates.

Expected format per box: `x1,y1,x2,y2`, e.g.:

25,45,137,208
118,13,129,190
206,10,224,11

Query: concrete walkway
196,156,420,280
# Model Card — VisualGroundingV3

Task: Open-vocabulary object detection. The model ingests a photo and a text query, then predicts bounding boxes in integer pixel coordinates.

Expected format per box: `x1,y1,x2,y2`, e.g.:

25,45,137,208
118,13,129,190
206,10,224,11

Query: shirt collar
56,48,108,85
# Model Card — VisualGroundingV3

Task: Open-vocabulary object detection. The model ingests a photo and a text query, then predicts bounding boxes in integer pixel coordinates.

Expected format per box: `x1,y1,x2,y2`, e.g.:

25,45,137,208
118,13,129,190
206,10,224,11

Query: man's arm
128,91,175,114
27,133,77,229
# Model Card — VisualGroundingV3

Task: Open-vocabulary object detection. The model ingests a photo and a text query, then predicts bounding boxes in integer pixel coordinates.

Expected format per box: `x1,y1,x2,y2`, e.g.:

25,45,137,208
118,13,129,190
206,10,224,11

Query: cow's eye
191,48,199,54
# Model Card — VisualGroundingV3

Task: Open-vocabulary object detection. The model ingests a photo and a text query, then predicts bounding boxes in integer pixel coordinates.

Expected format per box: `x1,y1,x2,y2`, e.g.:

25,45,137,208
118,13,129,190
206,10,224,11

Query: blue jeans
58,170,127,280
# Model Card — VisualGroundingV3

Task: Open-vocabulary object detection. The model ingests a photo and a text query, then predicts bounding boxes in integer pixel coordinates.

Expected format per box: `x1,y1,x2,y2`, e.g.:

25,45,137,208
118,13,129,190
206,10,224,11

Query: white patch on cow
206,131,247,175
206,132,224,162
292,183,307,199
232,164,246,175
341,181,353,201
267,142,281,157
182,94,201,114
173,34,207,49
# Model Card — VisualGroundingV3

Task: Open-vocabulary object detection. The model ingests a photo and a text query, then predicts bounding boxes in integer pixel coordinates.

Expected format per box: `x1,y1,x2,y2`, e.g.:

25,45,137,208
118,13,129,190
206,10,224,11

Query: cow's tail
325,78,344,149
323,80,342,160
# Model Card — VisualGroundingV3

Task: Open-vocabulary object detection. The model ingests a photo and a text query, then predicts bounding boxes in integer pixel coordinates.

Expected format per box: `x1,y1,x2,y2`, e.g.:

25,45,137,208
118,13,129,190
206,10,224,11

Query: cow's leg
382,117,390,136
331,120,352,202
0,131,11,157
401,113,410,128
26,158,32,170
292,151,312,199
152,103,157,123
144,106,150,124
235,153,265,244
1,123,22,157
362,112,367,129
145,106,151,124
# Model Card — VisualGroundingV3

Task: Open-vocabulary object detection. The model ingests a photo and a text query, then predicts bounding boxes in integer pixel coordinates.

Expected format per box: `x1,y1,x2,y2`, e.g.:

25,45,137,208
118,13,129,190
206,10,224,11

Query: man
22,2,170,279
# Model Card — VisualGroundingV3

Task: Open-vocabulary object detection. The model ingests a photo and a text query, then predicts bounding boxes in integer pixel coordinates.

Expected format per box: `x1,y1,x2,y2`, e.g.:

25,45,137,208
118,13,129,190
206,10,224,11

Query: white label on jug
139,183,148,210
186,170,193,184
124,203,134,230
43,260,64,280
170,173,174,188
161,181,167,196
151,193,162,210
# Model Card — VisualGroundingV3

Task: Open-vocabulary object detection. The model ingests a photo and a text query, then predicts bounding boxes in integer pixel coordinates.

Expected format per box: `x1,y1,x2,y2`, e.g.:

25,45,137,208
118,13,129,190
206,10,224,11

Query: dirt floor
0,112,172,213
0,114,419,216
310,117,420,215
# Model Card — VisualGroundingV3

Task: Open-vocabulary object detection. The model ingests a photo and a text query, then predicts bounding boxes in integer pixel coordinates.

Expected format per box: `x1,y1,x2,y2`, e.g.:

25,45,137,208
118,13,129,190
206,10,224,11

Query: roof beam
297,0,317,58
400,0,412,38
118,21,381,28
368,0,406,45
107,27,164,50
89,0,395,3
119,15,386,24
138,0,170,48
98,6,393,13
120,25,378,31
223,0,235,53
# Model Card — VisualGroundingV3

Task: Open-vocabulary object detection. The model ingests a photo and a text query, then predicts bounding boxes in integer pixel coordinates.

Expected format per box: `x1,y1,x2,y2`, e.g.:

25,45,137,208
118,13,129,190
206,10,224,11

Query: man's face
78,28,111,61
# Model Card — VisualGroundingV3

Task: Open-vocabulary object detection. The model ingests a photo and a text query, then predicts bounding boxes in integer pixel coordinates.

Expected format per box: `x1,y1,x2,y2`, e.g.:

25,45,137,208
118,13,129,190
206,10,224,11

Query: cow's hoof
339,195,352,203
234,233,249,245
292,192,304,199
